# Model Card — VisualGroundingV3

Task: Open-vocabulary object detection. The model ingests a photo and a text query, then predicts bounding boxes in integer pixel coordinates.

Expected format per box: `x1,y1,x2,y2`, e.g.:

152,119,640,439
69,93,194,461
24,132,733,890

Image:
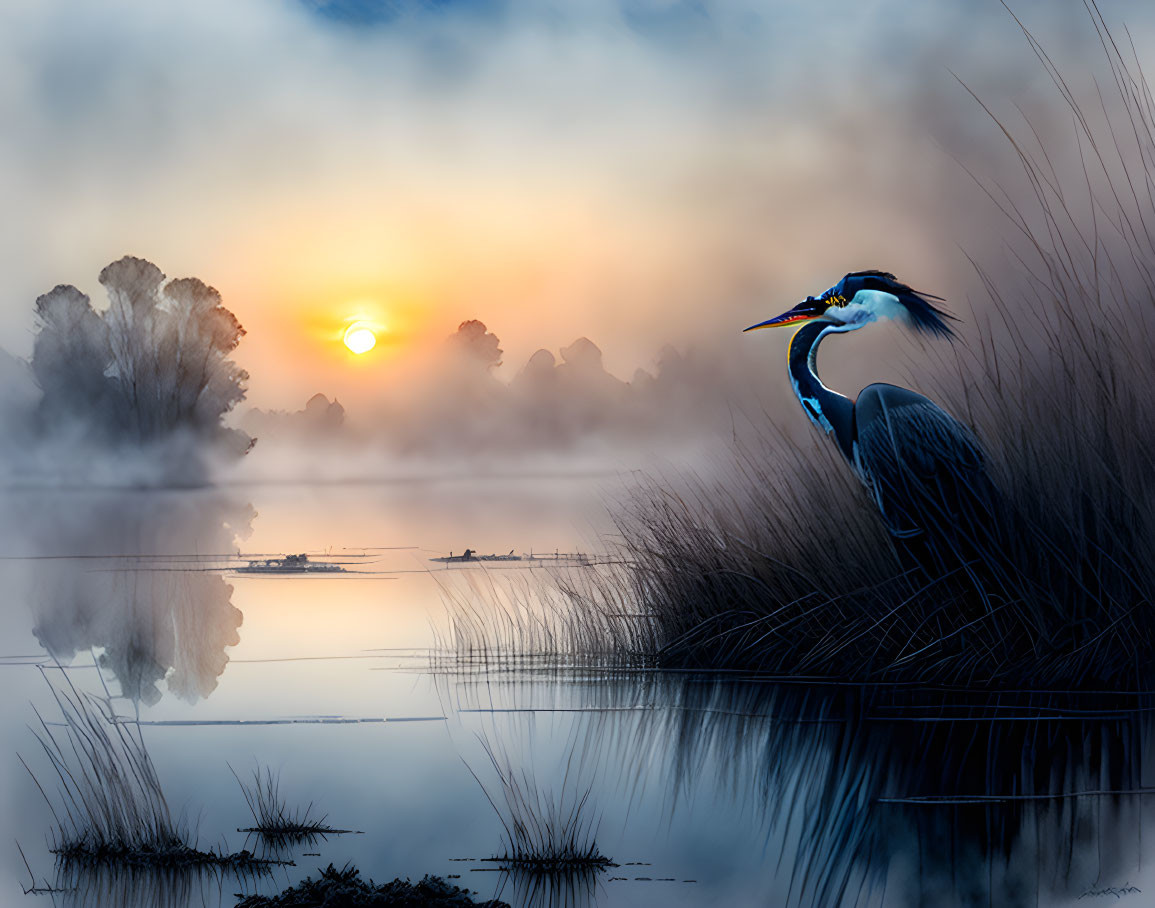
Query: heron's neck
788,320,855,461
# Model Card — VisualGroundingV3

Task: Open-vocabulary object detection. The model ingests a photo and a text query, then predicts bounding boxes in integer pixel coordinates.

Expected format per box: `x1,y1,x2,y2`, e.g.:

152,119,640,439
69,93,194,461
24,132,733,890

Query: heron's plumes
836,270,957,339
896,289,957,339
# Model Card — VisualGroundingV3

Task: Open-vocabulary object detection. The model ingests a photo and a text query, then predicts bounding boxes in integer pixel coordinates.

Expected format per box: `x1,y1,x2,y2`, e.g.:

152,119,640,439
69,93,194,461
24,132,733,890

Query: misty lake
0,476,1150,908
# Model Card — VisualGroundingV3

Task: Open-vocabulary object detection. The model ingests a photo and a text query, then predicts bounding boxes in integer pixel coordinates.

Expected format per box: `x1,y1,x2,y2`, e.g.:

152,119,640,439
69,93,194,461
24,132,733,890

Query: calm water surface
0,478,1151,907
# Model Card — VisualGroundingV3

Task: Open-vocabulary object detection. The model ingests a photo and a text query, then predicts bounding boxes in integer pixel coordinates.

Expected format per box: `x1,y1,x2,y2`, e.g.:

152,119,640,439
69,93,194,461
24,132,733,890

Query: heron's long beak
743,297,828,332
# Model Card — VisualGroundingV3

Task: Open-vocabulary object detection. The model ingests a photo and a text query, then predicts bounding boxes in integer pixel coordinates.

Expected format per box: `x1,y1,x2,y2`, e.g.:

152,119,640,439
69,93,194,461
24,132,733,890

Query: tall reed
23,674,185,862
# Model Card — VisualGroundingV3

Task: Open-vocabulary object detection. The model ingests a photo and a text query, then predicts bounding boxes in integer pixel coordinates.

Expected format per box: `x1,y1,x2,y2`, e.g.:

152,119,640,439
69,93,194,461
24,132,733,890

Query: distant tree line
246,317,754,455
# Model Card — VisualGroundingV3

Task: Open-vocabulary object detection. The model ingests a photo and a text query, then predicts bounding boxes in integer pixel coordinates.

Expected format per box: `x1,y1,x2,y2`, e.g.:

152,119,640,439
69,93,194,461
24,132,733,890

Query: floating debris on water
236,554,345,574
430,548,595,565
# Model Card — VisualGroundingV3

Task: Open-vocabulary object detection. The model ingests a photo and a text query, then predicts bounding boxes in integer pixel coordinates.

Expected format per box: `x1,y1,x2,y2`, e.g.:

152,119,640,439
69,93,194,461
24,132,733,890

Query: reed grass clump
23,674,276,873
472,741,615,876
233,765,352,841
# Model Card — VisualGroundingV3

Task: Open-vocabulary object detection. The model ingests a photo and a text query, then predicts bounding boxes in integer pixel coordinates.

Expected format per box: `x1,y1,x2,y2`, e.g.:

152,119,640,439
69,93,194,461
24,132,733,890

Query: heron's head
743,270,956,339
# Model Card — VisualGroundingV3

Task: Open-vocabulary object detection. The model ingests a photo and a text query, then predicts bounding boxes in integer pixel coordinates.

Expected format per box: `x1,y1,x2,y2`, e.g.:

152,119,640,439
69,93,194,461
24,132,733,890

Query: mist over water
2,2,1155,907
4,480,1149,907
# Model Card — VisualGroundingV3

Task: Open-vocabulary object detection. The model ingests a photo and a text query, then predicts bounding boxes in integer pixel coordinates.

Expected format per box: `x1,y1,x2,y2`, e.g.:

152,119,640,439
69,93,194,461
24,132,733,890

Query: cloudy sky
0,0,1144,410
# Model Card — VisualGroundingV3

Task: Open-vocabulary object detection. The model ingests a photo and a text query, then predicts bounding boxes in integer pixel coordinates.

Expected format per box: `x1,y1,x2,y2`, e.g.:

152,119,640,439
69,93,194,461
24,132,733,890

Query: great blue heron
744,269,1004,584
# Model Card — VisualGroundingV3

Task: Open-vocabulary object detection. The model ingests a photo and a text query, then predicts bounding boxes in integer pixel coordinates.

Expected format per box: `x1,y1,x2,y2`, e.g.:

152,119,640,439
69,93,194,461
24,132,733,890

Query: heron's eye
824,293,849,308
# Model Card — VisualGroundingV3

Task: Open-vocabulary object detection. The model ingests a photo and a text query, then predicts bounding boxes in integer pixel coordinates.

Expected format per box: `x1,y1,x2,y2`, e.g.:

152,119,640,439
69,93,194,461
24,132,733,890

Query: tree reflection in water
15,491,254,706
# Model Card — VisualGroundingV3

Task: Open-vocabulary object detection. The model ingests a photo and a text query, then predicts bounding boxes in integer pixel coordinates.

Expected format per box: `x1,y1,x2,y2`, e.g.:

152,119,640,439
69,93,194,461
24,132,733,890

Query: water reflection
449,669,1153,907
2,478,1148,907
49,864,270,908
494,866,600,908
12,491,253,705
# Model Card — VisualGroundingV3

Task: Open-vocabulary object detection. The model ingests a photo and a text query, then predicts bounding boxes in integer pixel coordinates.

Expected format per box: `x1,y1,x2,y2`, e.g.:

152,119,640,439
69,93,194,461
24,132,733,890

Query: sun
343,323,377,355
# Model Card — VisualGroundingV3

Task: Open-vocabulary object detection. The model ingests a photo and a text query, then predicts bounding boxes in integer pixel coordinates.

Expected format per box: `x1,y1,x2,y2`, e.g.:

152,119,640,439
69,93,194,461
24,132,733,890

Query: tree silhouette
31,256,252,456
33,284,111,426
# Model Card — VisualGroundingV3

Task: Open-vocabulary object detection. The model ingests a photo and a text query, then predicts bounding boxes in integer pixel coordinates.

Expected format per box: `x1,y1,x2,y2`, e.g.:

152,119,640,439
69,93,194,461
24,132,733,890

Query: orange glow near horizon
214,178,706,412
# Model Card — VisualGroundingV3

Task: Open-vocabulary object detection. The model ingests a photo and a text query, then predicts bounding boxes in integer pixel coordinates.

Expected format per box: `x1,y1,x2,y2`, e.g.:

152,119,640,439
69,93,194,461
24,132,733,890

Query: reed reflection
448,669,1153,907
494,866,600,908
48,864,268,908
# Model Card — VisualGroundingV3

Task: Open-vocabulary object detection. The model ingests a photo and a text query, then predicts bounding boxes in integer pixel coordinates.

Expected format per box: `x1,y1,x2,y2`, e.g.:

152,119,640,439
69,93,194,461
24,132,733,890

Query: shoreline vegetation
20,671,568,904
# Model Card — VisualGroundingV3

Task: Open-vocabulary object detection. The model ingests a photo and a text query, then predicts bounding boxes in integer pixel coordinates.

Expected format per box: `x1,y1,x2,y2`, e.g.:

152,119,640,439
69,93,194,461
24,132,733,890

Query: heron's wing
853,384,1001,562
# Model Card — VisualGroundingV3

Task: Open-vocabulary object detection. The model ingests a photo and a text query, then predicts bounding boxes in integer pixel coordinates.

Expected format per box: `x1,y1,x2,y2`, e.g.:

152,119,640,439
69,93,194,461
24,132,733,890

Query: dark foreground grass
53,840,272,872
23,672,281,874
459,5,1155,690
234,865,511,907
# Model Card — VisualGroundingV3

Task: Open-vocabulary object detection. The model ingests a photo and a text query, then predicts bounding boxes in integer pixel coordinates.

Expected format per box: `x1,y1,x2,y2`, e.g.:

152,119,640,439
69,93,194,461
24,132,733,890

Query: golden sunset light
6,6,1154,903
343,323,377,355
